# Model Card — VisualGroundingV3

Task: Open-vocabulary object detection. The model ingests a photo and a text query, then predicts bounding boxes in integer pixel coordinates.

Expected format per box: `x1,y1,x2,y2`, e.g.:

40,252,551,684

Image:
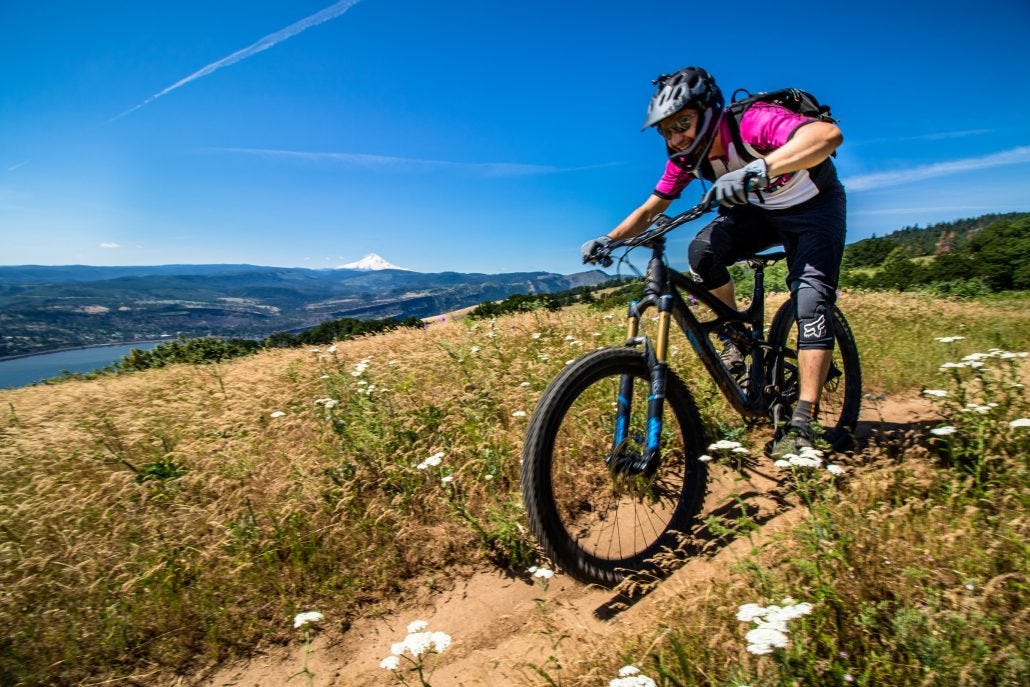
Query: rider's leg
688,211,778,374
798,348,832,403
766,185,846,452
708,280,736,309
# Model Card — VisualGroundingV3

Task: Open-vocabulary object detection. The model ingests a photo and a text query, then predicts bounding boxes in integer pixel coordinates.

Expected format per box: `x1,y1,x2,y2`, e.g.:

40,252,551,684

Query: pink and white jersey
653,102,838,210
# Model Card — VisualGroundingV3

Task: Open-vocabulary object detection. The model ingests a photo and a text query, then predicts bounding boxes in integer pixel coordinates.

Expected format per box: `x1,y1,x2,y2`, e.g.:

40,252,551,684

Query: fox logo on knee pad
802,314,827,340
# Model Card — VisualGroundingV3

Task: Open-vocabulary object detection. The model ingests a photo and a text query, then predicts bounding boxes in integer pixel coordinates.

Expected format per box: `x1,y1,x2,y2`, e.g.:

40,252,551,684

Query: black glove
580,235,612,265
702,159,770,208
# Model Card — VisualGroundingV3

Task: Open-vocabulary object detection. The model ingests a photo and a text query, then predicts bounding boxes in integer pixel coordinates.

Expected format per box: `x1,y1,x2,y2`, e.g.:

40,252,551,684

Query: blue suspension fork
613,301,639,450
645,295,674,464
612,294,673,472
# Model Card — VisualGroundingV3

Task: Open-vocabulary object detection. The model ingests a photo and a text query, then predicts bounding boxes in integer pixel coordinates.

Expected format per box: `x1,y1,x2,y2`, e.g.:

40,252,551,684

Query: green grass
0,291,1027,685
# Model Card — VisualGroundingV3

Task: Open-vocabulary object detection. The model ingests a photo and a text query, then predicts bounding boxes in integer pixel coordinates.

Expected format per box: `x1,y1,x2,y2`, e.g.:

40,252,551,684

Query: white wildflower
746,626,789,654
270,410,286,418
1009,418,1030,428
736,603,767,622
538,354,550,361
826,464,845,476
934,336,965,343
698,454,714,463
773,459,791,467
293,611,323,628
407,620,428,633
520,381,531,387
564,335,576,341
921,389,948,398
609,665,657,687
939,361,968,369
417,451,445,470
930,426,957,436
430,631,452,653
708,439,743,451
402,632,433,657
379,655,400,670
441,475,453,484
531,332,542,339
470,346,480,354
512,410,527,418
732,447,750,455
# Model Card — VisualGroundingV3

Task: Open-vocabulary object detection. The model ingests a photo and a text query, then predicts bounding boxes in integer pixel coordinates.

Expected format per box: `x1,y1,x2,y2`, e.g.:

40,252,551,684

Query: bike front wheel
768,301,862,450
521,348,708,586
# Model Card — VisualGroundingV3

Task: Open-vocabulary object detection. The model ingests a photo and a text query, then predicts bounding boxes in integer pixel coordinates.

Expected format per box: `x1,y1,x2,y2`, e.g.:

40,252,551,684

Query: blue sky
2,0,1028,275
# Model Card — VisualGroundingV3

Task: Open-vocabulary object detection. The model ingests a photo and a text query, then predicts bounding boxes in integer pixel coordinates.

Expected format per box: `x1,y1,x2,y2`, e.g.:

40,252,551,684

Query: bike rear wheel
767,302,862,450
521,348,708,586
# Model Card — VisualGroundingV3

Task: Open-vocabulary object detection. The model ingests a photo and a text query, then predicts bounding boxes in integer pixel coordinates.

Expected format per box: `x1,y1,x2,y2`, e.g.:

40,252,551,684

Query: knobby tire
521,348,708,586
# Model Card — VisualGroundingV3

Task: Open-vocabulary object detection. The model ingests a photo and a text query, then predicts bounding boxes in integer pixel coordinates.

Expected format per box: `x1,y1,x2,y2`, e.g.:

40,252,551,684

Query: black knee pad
793,284,835,350
688,230,730,288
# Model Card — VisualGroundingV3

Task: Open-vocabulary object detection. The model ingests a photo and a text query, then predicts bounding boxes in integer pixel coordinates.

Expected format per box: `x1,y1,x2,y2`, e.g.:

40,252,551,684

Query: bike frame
605,206,792,471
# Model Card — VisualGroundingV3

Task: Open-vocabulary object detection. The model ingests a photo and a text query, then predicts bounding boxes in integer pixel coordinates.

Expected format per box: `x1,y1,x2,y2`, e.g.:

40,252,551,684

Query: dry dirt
194,395,937,687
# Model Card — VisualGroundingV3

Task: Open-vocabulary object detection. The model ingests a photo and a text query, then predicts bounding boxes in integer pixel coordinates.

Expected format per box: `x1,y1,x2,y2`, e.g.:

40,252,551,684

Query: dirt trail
197,396,936,687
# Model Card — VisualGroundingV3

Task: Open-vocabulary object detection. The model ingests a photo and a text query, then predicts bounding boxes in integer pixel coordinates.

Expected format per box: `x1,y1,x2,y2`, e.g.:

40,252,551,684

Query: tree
969,216,1030,290
878,247,921,290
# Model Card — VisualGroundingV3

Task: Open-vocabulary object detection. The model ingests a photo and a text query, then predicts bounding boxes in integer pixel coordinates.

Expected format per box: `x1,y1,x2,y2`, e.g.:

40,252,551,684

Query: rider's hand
702,159,770,208
580,235,612,264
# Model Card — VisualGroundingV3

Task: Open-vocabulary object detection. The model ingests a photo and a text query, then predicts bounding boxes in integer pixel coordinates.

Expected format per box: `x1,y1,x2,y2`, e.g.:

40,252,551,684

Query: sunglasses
657,112,697,138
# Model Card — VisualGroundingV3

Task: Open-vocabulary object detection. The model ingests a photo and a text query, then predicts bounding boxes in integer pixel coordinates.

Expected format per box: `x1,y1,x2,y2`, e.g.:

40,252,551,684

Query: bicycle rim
522,348,707,585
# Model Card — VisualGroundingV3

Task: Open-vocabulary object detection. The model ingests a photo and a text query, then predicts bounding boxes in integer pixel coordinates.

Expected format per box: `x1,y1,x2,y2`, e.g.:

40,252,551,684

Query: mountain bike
520,201,862,586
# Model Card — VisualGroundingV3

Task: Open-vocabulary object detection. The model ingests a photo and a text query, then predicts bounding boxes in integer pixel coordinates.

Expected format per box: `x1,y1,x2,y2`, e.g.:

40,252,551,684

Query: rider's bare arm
609,194,672,241
762,121,843,177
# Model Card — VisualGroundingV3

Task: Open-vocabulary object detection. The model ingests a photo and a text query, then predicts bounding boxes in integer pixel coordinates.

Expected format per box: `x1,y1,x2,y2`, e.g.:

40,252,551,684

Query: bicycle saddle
745,251,787,267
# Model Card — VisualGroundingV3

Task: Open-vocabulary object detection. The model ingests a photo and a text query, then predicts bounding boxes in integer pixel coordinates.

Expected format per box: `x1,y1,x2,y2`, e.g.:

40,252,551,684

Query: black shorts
687,182,847,303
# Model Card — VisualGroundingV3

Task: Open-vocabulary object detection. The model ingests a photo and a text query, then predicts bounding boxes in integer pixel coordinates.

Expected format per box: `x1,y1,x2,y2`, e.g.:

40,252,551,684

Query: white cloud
112,0,363,120
210,147,619,177
850,129,994,147
843,146,1030,192
99,242,122,249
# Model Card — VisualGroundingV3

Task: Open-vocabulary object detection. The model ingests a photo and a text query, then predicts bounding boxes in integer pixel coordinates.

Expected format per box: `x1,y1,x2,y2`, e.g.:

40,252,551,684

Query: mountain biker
580,66,845,456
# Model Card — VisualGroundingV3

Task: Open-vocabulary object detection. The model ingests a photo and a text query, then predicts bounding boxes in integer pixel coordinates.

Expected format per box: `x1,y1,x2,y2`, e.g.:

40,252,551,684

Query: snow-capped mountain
338,253,411,271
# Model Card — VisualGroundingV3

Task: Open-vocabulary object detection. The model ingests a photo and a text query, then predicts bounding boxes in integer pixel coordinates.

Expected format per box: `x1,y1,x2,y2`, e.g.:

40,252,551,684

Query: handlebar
586,197,716,267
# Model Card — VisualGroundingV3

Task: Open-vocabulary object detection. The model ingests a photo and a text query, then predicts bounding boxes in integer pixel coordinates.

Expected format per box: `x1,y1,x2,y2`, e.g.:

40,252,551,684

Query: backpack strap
724,91,761,164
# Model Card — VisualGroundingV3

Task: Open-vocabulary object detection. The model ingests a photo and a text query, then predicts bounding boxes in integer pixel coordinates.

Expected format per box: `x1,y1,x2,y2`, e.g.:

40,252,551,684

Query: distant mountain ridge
0,263,610,357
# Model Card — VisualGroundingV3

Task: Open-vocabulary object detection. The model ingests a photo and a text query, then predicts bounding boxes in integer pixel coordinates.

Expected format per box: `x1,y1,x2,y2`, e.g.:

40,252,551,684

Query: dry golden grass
0,291,1027,684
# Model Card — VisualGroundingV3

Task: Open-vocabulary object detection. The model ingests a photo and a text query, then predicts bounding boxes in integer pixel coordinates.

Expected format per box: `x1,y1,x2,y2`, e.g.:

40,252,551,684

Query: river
0,342,160,390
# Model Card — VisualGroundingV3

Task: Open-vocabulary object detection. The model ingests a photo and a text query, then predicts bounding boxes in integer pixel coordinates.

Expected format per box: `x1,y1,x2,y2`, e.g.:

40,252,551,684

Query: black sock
791,400,815,426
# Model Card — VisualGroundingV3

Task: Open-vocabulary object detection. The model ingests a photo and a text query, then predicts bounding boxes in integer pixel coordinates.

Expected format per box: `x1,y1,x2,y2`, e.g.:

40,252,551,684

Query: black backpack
723,88,837,163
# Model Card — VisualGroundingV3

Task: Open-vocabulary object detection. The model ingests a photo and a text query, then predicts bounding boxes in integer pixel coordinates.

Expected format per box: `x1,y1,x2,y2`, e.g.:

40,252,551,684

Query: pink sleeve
654,160,692,199
738,102,815,151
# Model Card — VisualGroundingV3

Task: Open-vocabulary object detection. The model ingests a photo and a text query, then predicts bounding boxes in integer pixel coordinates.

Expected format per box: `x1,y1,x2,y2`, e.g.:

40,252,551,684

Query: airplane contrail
111,0,363,121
